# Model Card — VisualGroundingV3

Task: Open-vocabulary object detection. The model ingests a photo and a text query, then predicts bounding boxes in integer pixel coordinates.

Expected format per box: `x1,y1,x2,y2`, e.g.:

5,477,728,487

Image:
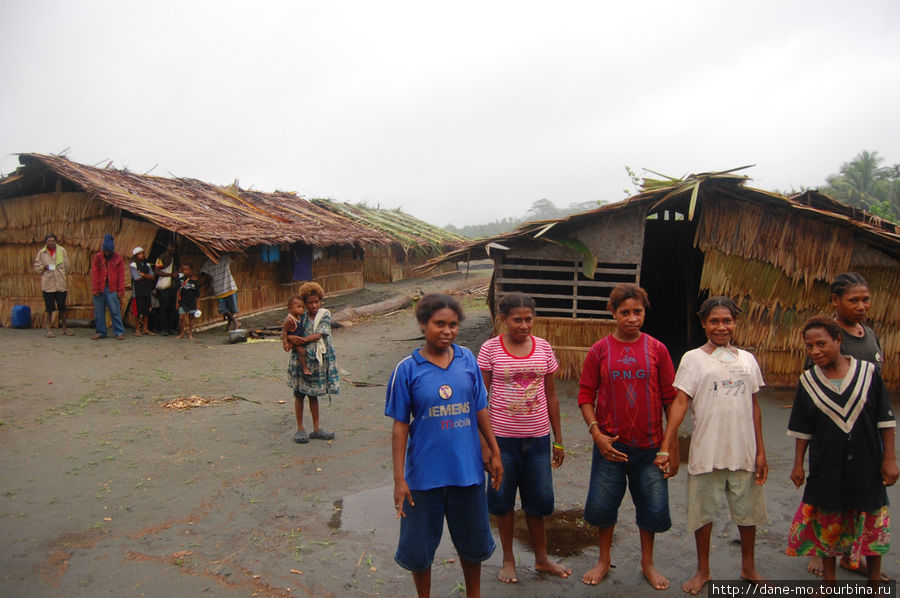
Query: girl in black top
786,317,898,583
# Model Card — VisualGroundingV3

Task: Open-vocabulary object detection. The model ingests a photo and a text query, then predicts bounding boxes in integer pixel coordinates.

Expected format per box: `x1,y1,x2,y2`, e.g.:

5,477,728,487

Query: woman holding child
286,282,339,443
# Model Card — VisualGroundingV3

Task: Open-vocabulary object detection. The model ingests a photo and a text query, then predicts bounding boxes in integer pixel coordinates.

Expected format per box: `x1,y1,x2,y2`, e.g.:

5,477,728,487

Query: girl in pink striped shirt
477,293,570,584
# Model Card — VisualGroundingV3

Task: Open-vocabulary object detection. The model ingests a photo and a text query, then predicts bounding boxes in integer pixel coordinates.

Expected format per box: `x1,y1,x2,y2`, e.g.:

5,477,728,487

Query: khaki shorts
686,469,767,532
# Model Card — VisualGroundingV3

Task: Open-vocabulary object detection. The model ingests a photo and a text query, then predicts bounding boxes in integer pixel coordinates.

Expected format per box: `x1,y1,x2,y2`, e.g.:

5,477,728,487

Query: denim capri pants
583,442,671,532
395,484,495,571
487,434,554,517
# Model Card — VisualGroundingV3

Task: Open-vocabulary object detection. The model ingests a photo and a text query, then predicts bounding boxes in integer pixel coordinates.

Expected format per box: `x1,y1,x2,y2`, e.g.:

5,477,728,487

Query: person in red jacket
91,234,126,340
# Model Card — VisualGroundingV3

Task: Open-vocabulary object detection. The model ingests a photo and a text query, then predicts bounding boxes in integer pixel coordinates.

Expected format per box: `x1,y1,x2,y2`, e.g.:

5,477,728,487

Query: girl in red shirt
578,283,676,590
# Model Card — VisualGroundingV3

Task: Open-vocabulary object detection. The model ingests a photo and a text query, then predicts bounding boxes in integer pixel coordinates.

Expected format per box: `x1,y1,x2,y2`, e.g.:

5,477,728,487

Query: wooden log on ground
331,295,411,324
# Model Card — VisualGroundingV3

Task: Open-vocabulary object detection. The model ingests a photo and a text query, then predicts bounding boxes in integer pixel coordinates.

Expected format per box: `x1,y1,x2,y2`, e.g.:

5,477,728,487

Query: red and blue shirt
577,333,676,449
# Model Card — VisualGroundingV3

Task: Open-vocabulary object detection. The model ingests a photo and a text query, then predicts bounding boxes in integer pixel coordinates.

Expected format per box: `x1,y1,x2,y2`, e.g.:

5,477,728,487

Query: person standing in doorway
200,253,241,331
91,234,126,340
33,233,73,337
154,241,179,336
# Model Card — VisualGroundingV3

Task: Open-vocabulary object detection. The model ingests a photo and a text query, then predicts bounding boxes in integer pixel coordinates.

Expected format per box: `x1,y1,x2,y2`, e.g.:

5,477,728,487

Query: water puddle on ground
335,485,597,558
330,485,399,544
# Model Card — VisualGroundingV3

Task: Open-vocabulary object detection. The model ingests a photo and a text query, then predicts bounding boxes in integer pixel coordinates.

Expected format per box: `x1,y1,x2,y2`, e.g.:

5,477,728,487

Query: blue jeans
93,289,124,337
395,484,495,571
583,442,671,532
487,434,554,517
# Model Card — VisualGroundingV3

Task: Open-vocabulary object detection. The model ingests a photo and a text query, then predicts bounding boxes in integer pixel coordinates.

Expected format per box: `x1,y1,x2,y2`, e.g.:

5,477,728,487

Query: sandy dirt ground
1,270,898,598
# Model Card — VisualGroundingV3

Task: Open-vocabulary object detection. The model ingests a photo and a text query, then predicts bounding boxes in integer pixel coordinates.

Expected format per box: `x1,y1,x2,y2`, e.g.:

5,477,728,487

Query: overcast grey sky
2,1,898,226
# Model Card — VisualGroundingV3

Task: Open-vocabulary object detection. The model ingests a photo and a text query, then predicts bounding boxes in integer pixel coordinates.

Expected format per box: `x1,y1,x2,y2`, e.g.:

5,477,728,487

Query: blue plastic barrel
11,305,32,328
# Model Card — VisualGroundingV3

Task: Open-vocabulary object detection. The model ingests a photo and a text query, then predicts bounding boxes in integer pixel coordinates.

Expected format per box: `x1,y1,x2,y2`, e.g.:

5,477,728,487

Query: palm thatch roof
310,199,469,257
0,153,390,258
424,169,900,269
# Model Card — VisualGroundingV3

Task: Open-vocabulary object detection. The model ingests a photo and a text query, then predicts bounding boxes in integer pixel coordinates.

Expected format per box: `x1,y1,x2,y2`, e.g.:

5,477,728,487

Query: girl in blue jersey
386,293,503,598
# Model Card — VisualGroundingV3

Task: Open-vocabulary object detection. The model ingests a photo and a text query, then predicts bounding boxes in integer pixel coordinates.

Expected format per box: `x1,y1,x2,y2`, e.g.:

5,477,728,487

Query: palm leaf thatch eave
310,199,469,257
0,153,391,257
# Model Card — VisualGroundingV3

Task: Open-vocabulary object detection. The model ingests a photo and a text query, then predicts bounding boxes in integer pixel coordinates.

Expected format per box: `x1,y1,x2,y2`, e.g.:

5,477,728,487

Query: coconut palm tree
822,150,900,222
825,150,883,210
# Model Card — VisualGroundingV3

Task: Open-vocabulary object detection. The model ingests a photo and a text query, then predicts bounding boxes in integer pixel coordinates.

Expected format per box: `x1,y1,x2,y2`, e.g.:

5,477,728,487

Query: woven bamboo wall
312,246,364,295
363,244,393,282
1,192,157,327
176,247,364,329
521,317,617,380
313,246,363,275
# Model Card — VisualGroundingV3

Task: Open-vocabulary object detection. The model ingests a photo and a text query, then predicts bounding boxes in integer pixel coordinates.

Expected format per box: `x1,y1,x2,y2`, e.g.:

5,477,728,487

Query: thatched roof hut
311,199,469,282
425,170,900,391
0,153,390,327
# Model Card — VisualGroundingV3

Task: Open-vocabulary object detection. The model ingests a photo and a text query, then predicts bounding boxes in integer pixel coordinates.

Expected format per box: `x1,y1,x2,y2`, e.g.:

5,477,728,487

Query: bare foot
497,562,517,583
188,333,194,340
681,570,710,595
302,368,313,376
582,561,611,586
144,330,155,336
838,557,892,582
808,555,824,577
641,563,670,590
535,558,571,578
176,333,184,339
740,567,765,583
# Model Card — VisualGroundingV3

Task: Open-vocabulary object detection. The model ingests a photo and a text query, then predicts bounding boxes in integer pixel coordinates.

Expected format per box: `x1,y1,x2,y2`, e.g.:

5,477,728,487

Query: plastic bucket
11,304,32,328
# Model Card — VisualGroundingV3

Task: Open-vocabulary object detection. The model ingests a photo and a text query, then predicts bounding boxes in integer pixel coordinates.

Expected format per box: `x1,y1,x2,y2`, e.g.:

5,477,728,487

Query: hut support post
571,260,579,318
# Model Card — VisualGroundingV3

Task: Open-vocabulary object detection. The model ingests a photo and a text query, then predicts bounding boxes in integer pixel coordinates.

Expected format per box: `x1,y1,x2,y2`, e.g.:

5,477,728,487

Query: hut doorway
148,228,176,263
639,208,704,364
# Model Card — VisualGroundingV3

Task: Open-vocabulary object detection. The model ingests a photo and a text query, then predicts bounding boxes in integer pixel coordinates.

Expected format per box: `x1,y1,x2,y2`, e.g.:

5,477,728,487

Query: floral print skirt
786,502,890,565
287,349,340,398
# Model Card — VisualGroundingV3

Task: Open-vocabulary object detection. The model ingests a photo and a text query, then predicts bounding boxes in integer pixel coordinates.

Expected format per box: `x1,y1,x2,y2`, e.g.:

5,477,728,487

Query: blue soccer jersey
385,344,488,490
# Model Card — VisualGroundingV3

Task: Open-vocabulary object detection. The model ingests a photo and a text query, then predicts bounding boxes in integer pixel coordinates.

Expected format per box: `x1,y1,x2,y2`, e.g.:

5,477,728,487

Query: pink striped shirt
477,335,559,438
